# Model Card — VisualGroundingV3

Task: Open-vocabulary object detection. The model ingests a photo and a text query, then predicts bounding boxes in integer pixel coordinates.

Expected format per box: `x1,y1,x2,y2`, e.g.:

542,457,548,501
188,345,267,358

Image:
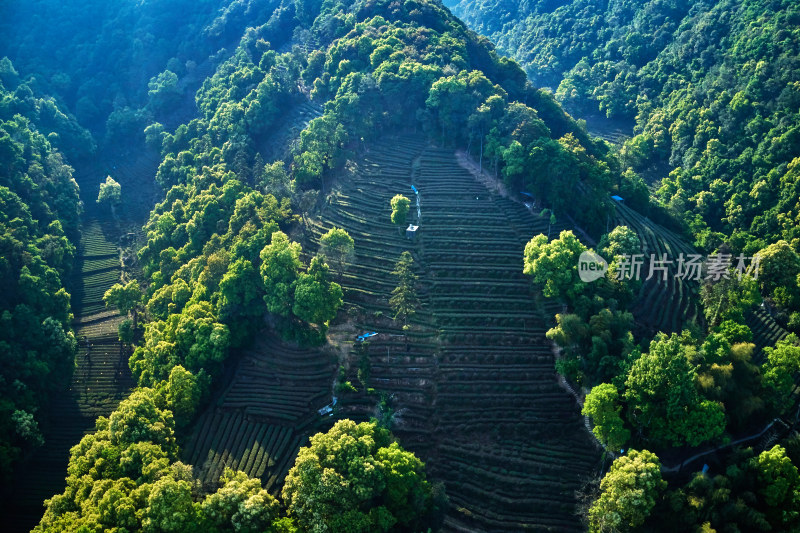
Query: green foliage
697,337,764,432
142,476,197,532
288,0,612,228
293,115,347,185
523,230,587,302
218,257,263,347
108,389,177,452
756,445,800,509
700,274,761,327
426,69,504,143
198,468,280,533
598,225,642,289
118,318,135,345
257,161,293,200
319,227,354,278
757,240,800,309
282,419,436,533
10,0,634,526
12,410,43,447
663,445,800,532
165,366,200,429
0,59,94,159
104,280,142,316
145,122,167,150
97,175,122,207
390,251,420,326
292,255,343,325
147,70,182,113
582,384,630,451
1,0,275,138
35,380,289,532
451,0,800,267
762,333,800,413
598,226,642,261
130,301,230,387
260,231,302,317
588,449,665,533
390,194,410,226
0,65,84,478
547,308,636,387
623,333,726,447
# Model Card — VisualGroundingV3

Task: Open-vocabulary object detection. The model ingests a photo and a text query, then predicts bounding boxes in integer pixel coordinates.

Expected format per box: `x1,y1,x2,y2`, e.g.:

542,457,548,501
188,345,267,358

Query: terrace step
314,137,599,531
6,215,131,531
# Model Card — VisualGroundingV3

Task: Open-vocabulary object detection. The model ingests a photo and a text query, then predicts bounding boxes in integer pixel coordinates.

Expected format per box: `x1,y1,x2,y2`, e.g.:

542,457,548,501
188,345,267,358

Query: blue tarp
356,332,378,342
411,185,418,194
611,195,624,201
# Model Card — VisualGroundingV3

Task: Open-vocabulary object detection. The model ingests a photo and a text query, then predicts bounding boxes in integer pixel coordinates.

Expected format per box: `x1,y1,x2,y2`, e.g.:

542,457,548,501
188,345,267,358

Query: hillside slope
311,136,599,531
446,0,800,249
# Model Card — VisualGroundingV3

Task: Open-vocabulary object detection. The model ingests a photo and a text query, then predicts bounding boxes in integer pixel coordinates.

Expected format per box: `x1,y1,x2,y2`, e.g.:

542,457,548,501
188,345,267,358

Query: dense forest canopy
446,0,800,251
3,0,800,531
0,0,292,139
0,0,624,530
0,60,90,478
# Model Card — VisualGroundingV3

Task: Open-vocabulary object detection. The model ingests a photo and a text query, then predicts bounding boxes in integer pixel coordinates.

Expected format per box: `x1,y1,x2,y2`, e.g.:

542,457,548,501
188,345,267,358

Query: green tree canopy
624,333,726,447
103,280,142,316
108,389,177,453
598,225,641,262
164,365,200,429
390,194,411,226
582,383,630,451
292,255,343,326
757,240,800,309
700,274,761,328
142,476,197,532
147,70,182,113
547,307,635,386
198,468,281,533
282,419,435,533
588,449,666,532
259,231,302,317
762,333,800,412
218,257,264,346
319,227,355,278
523,230,587,301
97,175,121,207
390,251,420,326
130,301,230,387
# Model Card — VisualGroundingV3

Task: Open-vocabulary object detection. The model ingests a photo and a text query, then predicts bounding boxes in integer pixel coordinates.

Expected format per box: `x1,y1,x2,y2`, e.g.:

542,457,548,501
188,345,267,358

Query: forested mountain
446,0,800,247
449,0,800,344
2,0,619,531
0,60,90,479
3,0,800,531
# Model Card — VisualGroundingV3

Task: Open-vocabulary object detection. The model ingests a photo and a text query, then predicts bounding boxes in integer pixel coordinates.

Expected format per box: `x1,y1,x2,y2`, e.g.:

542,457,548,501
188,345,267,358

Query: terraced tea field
747,306,790,363
5,216,132,531
4,154,144,530
183,334,336,492
583,113,633,146
615,202,701,333
189,135,598,529
311,137,599,531
308,136,442,450
258,97,323,163
415,146,598,531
